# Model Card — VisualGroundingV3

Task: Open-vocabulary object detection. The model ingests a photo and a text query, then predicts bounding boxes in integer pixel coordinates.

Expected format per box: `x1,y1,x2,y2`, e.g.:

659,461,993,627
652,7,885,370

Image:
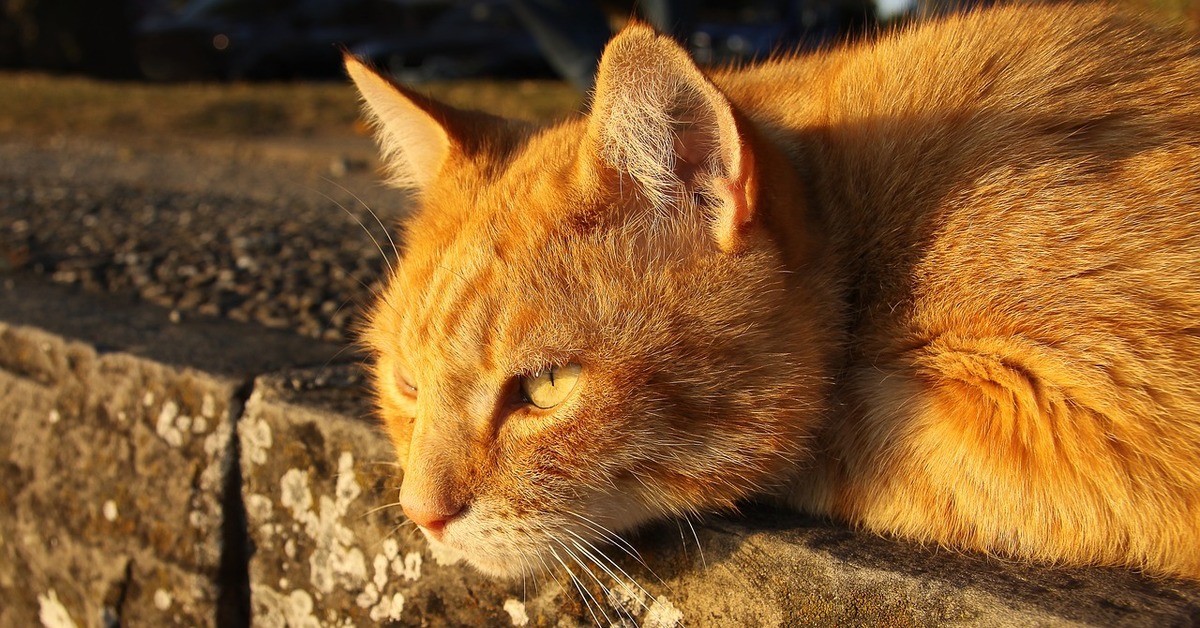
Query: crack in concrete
216,377,256,628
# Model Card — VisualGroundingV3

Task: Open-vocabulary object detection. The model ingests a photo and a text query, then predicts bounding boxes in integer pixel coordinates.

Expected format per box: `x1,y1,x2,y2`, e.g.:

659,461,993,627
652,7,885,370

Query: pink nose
401,497,463,539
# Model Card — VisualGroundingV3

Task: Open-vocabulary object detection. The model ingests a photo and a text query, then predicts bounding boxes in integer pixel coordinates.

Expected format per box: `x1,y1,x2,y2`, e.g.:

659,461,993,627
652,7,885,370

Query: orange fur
350,3,1200,580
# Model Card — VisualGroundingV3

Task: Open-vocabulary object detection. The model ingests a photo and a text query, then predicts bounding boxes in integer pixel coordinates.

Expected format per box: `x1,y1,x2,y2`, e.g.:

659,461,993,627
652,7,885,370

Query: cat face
351,25,834,577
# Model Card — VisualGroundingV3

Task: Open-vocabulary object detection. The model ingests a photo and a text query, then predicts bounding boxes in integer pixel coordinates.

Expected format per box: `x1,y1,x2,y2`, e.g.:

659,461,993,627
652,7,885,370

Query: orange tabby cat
349,3,1200,580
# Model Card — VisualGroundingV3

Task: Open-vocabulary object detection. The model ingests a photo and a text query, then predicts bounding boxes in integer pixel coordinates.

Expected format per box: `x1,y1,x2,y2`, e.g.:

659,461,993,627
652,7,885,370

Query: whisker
548,545,605,627
566,536,654,617
552,540,614,626
564,530,654,598
683,514,708,570
359,500,403,519
321,175,401,264
311,187,394,276
564,512,648,567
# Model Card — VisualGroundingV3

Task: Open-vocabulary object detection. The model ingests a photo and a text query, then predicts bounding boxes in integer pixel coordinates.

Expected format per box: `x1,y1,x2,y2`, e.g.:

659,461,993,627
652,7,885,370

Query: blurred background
0,0,892,83
3,0,1197,84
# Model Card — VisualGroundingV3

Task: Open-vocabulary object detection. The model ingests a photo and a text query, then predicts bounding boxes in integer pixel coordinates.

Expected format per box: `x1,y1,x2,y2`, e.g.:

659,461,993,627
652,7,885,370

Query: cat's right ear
583,24,760,253
344,55,453,192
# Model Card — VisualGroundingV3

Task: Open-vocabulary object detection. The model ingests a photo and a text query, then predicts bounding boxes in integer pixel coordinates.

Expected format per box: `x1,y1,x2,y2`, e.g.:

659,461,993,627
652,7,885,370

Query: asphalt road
0,133,409,344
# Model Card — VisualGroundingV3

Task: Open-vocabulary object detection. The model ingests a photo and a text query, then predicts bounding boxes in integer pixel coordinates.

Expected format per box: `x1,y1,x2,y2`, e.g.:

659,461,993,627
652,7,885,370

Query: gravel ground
0,134,411,344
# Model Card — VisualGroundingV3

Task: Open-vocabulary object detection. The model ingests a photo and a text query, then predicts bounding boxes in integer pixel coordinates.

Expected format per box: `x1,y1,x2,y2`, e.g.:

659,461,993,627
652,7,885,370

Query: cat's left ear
584,24,758,253
345,54,502,194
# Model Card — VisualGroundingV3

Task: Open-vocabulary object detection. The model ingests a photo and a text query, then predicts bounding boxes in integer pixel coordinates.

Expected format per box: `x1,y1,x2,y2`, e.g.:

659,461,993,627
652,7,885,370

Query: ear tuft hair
586,25,757,251
344,54,451,191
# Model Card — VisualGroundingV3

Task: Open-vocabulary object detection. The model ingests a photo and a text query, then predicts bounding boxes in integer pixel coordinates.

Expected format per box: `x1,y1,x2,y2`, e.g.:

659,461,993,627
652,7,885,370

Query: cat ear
344,54,453,192
585,24,758,252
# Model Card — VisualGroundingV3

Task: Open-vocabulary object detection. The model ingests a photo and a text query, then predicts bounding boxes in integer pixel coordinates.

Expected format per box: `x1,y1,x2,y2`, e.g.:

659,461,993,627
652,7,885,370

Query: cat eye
519,362,582,410
394,366,417,398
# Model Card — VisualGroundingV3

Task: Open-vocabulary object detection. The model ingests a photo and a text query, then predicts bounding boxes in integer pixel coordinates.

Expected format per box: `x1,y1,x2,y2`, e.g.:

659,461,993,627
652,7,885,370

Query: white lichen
503,599,529,626
102,500,118,522
155,400,184,447
392,551,421,582
280,469,313,516
240,412,273,466
355,583,379,609
369,593,405,622
153,589,172,611
335,452,361,503
644,597,684,628
246,493,274,522
373,553,389,591
607,586,684,628
382,538,400,561
278,454,368,595
201,393,217,419
251,585,322,628
37,589,77,628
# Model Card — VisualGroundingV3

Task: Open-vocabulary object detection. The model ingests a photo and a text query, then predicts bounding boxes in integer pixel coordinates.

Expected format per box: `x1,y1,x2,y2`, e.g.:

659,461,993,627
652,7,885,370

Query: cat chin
419,532,527,579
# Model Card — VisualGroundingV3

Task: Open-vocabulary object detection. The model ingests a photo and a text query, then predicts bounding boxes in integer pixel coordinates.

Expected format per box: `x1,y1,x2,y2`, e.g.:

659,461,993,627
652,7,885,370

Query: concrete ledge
0,275,342,626
3,273,1199,626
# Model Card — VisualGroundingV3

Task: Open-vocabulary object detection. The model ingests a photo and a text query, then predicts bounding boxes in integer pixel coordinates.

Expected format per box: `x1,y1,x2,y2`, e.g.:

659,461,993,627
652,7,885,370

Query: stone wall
4,273,1200,627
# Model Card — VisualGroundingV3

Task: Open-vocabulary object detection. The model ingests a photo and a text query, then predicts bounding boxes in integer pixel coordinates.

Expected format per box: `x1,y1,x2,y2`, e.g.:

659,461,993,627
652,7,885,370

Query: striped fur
352,3,1200,581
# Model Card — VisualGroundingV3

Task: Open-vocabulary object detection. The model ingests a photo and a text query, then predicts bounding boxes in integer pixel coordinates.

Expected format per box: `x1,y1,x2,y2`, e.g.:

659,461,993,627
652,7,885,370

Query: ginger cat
348,3,1200,581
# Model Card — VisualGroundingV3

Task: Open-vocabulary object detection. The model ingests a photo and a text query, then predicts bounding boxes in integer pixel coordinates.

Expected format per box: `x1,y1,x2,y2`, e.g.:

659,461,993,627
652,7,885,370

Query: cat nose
401,495,463,539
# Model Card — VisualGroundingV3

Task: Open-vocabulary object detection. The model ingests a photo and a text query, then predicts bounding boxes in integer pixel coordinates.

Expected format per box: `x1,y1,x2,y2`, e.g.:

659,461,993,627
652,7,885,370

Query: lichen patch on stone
252,585,322,628
607,583,684,628
200,392,217,419
368,593,405,622
37,589,77,628
155,400,184,447
246,493,274,523
241,409,273,466
503,599,530,626
153,588,172,611
372,553,389,591
394,551,421,582
382,538,400,561
278,453,368,596
644,596,684,628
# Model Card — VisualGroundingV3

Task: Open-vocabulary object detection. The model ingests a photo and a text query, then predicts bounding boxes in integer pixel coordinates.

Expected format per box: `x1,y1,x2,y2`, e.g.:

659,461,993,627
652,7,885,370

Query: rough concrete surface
0,275,342,626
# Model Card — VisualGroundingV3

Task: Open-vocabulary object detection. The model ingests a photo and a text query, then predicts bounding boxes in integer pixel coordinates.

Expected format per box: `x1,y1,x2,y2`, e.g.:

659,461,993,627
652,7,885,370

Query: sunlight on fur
345,3,1200,603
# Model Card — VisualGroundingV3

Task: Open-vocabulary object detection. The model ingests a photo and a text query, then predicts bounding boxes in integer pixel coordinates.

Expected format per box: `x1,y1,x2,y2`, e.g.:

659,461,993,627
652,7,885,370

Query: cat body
349,3,1200,580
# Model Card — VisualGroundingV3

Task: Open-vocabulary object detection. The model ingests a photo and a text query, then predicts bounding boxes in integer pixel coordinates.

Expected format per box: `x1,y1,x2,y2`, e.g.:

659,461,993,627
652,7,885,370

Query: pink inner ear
669,97,727,191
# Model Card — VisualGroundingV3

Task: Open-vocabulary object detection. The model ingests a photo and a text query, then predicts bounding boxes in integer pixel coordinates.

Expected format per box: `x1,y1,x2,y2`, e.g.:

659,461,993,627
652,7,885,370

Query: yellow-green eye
520,362,581,410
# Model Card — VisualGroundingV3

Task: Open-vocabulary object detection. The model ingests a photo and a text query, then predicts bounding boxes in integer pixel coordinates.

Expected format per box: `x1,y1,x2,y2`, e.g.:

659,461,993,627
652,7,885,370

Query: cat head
349,24,834,577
